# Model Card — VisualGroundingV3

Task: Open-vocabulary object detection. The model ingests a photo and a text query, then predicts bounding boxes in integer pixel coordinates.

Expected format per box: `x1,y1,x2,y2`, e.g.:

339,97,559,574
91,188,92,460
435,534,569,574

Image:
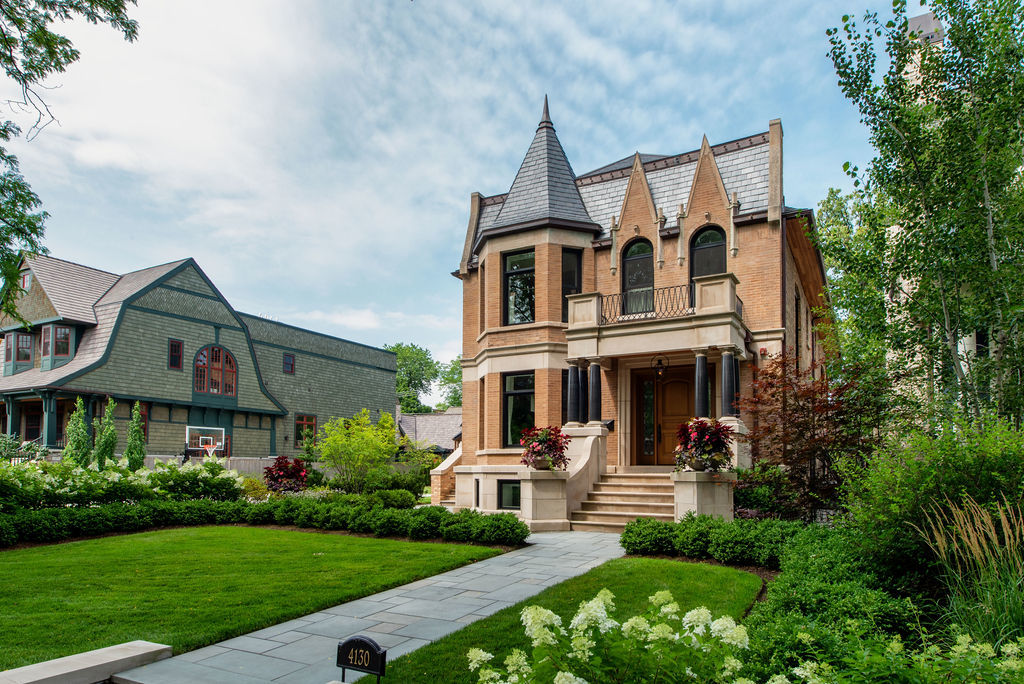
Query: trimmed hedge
620,514,805,570
0,496,530,549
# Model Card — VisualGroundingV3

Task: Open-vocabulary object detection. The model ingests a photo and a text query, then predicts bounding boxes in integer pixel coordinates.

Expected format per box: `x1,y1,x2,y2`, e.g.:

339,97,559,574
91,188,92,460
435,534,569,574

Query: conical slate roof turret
487,97,599,234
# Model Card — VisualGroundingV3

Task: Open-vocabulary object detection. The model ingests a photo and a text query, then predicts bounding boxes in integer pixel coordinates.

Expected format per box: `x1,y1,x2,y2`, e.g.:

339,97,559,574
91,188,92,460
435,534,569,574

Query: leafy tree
123,401,146,471
316,409,399,486
0,1,138,322
91,398,117,470
385,342,438,414
739,353,887,519
62,396,91,467
436,355,462,410
824,0,1024,418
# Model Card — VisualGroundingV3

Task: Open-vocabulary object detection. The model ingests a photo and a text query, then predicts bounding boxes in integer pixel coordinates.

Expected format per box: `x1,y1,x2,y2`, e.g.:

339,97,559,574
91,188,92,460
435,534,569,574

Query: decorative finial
539,95,552,129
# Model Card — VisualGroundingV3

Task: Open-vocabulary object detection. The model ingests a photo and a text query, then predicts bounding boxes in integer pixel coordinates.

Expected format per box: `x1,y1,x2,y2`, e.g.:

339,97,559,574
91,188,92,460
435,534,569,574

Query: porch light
652,355,669,378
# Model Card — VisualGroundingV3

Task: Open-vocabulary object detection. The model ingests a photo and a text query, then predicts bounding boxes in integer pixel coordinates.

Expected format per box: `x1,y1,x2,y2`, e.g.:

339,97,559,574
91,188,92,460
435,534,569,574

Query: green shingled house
0,254,397,462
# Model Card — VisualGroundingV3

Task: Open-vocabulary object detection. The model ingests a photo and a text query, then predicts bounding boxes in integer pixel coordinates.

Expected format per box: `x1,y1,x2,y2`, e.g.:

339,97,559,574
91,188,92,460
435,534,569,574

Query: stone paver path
113,531,623,684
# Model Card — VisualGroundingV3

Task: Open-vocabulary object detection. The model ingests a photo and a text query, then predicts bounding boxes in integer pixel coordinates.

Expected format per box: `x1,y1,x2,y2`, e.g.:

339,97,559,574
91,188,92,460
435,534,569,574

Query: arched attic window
690,226,727,279
194,345,237,396
622,238,654,315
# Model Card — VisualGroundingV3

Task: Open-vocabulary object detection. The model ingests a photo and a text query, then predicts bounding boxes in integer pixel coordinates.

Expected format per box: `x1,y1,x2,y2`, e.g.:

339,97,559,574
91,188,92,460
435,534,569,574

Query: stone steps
570,472,675,533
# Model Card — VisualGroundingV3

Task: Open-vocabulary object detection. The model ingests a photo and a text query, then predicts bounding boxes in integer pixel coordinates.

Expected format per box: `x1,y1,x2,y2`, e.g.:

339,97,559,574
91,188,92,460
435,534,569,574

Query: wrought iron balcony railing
600,284,695,325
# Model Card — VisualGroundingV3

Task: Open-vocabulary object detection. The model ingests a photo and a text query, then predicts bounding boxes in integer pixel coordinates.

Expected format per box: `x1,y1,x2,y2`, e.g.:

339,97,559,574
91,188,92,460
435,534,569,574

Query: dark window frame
194,345,237,396
15,333,31,363
41,326,51,357
53,326,71,357
622,238,655,314
561,247,583,322
502,248,535,326
168,339,184,370
690,226,727,280
283,353,295,374
3,333,10,362
501,371,535,447
294,414,316,447
498,479,521,510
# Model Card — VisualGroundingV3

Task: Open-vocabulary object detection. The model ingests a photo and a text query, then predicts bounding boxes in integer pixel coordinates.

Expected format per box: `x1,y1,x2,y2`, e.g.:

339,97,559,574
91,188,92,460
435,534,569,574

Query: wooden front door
633,369,693,465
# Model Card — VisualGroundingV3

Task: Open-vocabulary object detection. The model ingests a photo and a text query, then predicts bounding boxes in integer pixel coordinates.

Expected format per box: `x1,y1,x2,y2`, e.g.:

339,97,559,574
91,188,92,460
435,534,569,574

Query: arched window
194,345,237,396
690,226,726,279
622,239,654,315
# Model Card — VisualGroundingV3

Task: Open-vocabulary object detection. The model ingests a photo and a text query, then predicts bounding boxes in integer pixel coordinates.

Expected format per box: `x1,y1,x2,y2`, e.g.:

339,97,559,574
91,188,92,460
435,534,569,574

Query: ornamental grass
917,495,1024,648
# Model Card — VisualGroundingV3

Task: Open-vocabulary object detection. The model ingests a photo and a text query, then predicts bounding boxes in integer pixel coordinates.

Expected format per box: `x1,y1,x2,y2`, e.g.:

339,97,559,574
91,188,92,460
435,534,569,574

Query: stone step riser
588,493,674,504
571,512,674,523
581,499,675,509
592,484,673,494
600,476,673,485
569,521,628,534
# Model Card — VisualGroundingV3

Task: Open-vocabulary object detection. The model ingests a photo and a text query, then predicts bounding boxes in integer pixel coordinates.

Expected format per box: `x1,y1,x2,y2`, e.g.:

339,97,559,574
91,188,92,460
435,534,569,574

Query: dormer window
690,226,727,278
16,334,31,362
54,326,71,357
194,345,237,396
20,271,30,290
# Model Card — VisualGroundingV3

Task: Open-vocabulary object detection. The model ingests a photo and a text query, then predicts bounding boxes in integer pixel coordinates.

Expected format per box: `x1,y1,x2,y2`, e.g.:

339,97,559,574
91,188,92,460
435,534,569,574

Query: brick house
0,255,396,465
435,99,825,530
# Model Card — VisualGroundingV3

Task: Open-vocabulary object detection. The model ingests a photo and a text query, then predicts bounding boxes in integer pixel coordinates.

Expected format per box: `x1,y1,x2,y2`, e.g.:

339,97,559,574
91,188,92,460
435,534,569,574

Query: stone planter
671,470,736,522
520,469,570,531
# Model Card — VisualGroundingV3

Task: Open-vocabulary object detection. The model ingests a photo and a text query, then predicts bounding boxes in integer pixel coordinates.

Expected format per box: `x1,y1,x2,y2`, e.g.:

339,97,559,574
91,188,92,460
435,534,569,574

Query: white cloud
0,0,904,363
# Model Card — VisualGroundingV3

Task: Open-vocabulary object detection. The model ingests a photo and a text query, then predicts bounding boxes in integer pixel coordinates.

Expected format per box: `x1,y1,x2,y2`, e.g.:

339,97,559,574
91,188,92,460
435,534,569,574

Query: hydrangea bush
0,456,243,512
468,589,751,683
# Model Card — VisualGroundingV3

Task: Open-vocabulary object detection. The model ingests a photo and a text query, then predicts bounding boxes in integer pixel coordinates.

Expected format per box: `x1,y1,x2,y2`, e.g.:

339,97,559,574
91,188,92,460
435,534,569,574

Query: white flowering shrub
0,456,243,511
467,589,752,683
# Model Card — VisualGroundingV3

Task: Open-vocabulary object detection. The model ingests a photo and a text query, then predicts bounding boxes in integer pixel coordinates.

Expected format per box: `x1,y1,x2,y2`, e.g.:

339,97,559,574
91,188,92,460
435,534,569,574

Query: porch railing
600,284,695,325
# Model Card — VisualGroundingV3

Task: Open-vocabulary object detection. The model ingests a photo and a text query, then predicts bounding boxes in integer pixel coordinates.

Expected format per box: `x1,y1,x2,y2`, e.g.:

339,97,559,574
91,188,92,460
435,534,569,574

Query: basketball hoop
203,442,220,458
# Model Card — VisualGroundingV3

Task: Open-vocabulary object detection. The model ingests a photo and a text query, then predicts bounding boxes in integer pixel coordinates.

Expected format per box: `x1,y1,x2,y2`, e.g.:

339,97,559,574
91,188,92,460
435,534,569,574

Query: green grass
0,526,500,670
386,557,763,684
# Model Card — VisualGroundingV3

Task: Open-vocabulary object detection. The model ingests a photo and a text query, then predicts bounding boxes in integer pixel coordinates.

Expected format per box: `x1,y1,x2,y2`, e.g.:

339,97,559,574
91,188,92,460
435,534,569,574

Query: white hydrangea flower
521,605,563,647
710,616,737,638
766,675,792,684
569,632,595,660
682,607,713,634
467,648,493,672
721,625,750,649
553,672,588,684
504,649,531,678
731,678,757,684
569,594,619,634
721,655,743,676
647,623,678,643
649,590,673,607
1002,642,1021,658
660,602,680,619
622,615,651,641
791,661,830,684
951,634,974,657
996,657,1022,673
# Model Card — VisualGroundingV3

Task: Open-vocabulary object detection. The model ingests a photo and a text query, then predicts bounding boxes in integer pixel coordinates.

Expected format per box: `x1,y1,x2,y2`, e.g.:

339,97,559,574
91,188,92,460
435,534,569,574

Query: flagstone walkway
113,531,624,684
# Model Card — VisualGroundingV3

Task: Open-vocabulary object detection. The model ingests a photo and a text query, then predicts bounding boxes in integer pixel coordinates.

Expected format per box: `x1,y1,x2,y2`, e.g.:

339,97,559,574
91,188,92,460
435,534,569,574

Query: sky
2,0,922,405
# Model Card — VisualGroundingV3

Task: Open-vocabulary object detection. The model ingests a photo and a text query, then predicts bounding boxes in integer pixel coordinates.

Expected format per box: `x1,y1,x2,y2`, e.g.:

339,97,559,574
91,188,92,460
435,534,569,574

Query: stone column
694,351,709,418
578,360,589,424
720,350,736,416
588,361,602,424
566,364,581,425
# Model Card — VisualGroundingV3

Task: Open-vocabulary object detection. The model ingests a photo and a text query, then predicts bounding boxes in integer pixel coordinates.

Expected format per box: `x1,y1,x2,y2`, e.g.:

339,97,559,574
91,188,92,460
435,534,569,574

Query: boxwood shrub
0,497,530,550
621,514,805,569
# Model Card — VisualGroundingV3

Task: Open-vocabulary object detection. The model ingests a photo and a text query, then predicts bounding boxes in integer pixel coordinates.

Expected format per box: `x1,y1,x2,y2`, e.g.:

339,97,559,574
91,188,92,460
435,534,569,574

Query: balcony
565,273,747,359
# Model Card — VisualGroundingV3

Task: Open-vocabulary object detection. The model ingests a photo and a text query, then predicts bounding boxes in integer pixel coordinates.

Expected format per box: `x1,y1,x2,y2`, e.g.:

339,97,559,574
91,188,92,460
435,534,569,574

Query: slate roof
909,11,944,45
398,407,462,453
478,98,598,244
24,254,119,324
239,314,397,372
0,258,189,392
470,125,774,256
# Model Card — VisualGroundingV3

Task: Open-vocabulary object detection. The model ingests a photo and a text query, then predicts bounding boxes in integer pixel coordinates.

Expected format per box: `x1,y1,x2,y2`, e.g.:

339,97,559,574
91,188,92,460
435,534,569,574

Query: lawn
386,557,763,684
0,526,500,670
